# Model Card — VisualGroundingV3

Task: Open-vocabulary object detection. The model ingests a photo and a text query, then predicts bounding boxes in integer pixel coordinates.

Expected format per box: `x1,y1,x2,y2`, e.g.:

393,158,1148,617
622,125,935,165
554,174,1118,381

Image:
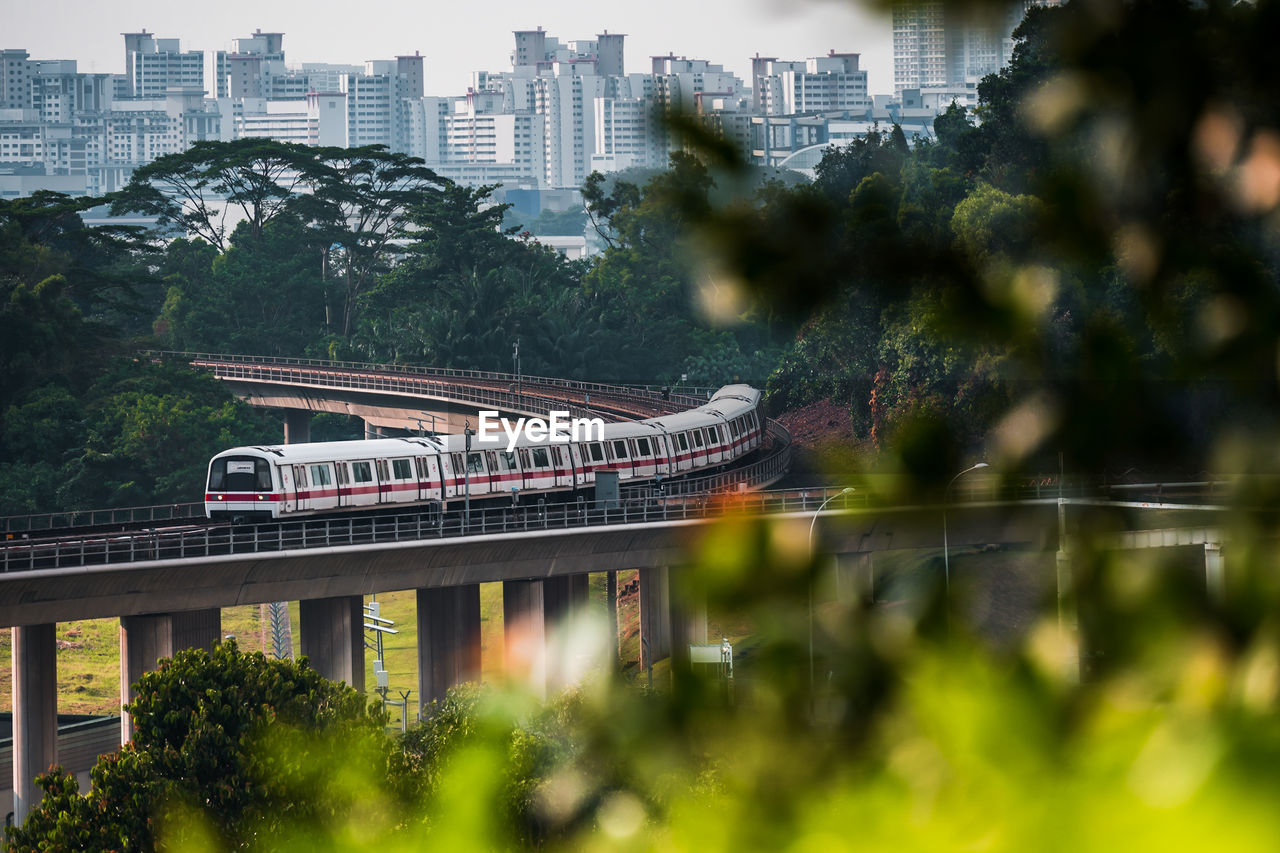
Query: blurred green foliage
752,0,1280,488
11,1,1280,849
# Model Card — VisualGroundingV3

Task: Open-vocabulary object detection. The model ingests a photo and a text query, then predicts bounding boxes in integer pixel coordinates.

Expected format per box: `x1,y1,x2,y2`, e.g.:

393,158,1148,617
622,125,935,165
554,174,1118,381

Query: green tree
505,206,589,237
296,146,444,338
110,139,320,251
7,642,394,852
950,182,1046,266
356,181,590,377
57,361,279,509
158,215,327,356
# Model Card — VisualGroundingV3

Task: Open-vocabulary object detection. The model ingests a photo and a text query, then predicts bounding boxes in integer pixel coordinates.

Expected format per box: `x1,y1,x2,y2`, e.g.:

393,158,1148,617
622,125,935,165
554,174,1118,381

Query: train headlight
257,494,265,500
217,495,224,501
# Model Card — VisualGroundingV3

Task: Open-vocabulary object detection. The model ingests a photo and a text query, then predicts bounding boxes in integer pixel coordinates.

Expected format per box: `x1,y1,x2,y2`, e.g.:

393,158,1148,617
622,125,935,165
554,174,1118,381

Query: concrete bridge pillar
12,623,57,826
1056,547,1080,683
545,574,590,691
121,609,221,743
299,596,364,692
283,409,311,444
170,608,222,654
835,553,875,605
544,574,589,626
417,585,481,711
668,582,707,678
503,575,592,695
606,571,619,668
503,579,546,696
1205,542,1225,603
638,566,671,669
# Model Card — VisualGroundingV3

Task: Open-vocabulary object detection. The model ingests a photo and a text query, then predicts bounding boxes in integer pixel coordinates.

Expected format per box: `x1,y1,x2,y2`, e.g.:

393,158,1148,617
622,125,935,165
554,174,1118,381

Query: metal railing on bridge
144,351,716,419
0,488,869,574
0,478,1240,574
2,502,205,535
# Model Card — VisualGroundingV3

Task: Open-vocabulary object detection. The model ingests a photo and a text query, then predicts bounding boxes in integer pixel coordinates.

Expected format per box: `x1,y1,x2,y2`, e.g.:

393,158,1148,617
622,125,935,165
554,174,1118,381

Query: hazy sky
7,0,896,97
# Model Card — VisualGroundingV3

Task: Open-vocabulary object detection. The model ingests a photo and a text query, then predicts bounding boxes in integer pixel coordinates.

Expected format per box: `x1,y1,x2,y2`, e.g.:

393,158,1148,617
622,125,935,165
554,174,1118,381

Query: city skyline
6,0,899,97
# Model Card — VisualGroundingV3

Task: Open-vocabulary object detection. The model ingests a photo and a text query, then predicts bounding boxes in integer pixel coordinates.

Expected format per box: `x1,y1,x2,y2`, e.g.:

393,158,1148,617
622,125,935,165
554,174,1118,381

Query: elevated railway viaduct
0,354,1238,824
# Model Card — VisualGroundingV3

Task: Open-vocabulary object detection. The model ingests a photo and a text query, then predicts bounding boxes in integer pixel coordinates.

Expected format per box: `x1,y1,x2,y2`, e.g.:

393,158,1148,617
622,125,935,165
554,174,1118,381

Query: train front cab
206,453,279,521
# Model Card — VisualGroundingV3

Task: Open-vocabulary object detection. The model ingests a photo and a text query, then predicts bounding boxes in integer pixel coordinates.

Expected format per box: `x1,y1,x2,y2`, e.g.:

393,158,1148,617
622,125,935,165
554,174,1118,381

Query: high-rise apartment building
1,49,33,110
535,65,605,188
397,53,424,99
31,61,112,123
235,92,347,147
343,61,397,148
754,51,870,116
120,32,205,98
4,21,981,202
892,1,1057,96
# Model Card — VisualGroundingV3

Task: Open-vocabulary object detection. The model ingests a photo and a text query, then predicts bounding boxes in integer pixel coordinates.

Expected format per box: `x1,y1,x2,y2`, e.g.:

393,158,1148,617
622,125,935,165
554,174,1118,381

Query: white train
205,385,763,521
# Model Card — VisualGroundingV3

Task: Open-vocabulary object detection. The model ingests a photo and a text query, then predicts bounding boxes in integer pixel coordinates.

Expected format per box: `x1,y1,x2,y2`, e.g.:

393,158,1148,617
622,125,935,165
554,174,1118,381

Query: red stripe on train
205,493,282,501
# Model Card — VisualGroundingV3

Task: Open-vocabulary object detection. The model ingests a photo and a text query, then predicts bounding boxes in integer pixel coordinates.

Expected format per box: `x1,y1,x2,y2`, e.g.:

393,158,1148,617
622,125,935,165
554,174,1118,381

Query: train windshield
208,456,273,492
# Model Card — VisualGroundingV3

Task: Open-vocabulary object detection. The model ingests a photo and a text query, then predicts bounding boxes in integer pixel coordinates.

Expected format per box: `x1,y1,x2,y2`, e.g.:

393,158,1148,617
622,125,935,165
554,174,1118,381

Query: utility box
596,469,620,508
690,639,733,682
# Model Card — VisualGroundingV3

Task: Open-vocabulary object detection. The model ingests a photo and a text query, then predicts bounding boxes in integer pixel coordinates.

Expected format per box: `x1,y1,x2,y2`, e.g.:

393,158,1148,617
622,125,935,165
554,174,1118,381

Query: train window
636,437,651,457
552,447,565,466
353,462,373,483
499,451,517,471
467,453,484,474
588,443,605,463
613,440,628,459
414,457,425,479
692,430,704,448
532,448,550,468
730,420,740,439
376,460,389,482
709,426,721,443
310,465,332,486
336,463,348,486
451,453,463,476
677,433,689,451
393,458,412,480
209,456,273,492
519,448,531,467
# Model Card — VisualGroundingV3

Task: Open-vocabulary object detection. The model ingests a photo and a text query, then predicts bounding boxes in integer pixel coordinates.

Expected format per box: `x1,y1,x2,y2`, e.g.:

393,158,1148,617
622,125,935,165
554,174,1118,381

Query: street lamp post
513,339,521,401
464,419,474,529
808,487,856,709
942,463,990,597
413,411,442,437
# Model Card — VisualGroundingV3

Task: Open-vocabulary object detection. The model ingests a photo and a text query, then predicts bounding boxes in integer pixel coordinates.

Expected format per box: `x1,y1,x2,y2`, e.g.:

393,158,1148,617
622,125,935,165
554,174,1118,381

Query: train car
204,385,764,521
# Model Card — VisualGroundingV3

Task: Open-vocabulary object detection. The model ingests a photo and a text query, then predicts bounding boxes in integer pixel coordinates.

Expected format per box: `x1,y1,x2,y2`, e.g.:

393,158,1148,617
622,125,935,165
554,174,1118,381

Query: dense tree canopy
7,0,1280,502
7,643,394,851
